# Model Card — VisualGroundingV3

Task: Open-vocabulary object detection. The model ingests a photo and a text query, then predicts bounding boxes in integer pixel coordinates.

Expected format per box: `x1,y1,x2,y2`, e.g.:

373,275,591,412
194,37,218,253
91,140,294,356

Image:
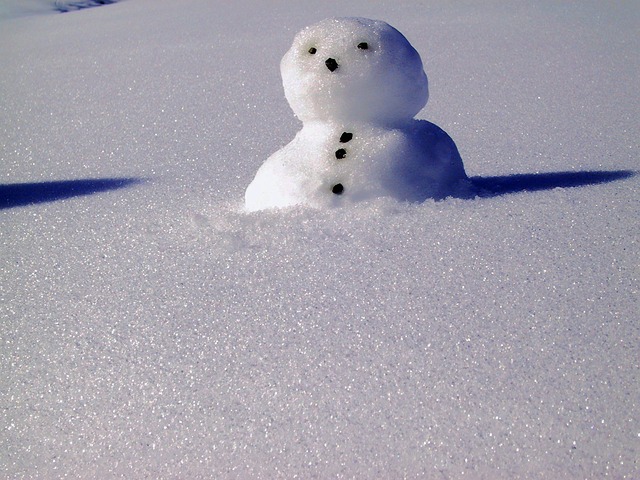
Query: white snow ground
1,0,638,478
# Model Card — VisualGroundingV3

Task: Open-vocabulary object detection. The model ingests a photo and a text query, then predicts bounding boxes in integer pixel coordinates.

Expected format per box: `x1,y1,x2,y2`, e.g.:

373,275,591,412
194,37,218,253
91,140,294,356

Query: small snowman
245,17,468,212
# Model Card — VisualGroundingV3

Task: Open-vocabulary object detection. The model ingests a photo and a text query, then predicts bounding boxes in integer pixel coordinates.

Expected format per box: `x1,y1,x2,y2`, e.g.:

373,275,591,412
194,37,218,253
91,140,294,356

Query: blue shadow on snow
1,171,631,210
0,178,142,210
54,0,117,13
470,170,634,198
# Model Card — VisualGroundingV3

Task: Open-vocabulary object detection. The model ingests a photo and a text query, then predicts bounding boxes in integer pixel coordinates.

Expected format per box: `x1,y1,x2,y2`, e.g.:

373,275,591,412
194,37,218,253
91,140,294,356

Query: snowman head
281,17,429,125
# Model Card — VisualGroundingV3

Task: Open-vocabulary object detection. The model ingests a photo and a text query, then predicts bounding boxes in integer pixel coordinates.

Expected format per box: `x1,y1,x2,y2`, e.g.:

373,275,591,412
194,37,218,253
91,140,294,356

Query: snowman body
245,17,468,212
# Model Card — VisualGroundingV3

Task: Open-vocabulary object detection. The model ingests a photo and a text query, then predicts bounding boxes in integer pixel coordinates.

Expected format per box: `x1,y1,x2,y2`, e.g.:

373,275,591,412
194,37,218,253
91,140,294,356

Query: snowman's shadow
0,178,142,210
469,170,634,198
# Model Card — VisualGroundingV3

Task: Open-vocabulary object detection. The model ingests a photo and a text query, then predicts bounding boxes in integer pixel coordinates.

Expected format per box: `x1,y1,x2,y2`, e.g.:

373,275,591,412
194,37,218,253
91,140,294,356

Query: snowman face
281,18,429,124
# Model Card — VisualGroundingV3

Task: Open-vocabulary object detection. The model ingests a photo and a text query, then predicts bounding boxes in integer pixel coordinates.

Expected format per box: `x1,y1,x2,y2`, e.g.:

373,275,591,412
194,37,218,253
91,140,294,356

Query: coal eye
357,42,368,50
308,47,317,54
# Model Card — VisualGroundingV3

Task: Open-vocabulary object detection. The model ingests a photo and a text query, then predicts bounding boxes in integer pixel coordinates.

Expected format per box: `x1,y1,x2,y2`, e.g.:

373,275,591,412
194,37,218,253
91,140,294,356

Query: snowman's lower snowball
245,17,469,212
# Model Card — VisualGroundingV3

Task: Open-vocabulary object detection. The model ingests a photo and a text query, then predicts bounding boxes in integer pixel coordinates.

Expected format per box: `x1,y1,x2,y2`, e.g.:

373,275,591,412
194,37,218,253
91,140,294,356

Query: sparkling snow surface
1,1,638,478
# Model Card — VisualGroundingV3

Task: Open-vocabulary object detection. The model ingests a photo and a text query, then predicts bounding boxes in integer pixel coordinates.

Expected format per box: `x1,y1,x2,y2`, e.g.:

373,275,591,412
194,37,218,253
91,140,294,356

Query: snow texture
281,17,428,124
245,17,468,211
0,0,117,19
1,1,639,478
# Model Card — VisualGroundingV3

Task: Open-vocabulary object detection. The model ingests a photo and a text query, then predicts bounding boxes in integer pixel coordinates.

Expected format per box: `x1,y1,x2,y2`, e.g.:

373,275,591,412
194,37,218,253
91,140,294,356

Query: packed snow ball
281,17,429,123
245,17,469,212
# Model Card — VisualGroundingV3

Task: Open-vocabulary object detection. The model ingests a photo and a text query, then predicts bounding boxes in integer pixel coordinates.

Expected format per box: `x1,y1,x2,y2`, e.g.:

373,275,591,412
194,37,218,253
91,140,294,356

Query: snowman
245,17,469,212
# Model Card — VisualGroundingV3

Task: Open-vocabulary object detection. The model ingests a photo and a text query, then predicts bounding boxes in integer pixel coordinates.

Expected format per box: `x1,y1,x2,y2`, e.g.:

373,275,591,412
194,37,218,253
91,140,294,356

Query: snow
245,17,468,211
1,0,638,478
244,119,470,211
280,18,428,124
0,0,114,19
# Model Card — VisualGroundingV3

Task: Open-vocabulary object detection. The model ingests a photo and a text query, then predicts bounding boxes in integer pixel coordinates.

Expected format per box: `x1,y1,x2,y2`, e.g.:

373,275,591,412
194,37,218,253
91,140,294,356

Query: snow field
1,0,638,478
